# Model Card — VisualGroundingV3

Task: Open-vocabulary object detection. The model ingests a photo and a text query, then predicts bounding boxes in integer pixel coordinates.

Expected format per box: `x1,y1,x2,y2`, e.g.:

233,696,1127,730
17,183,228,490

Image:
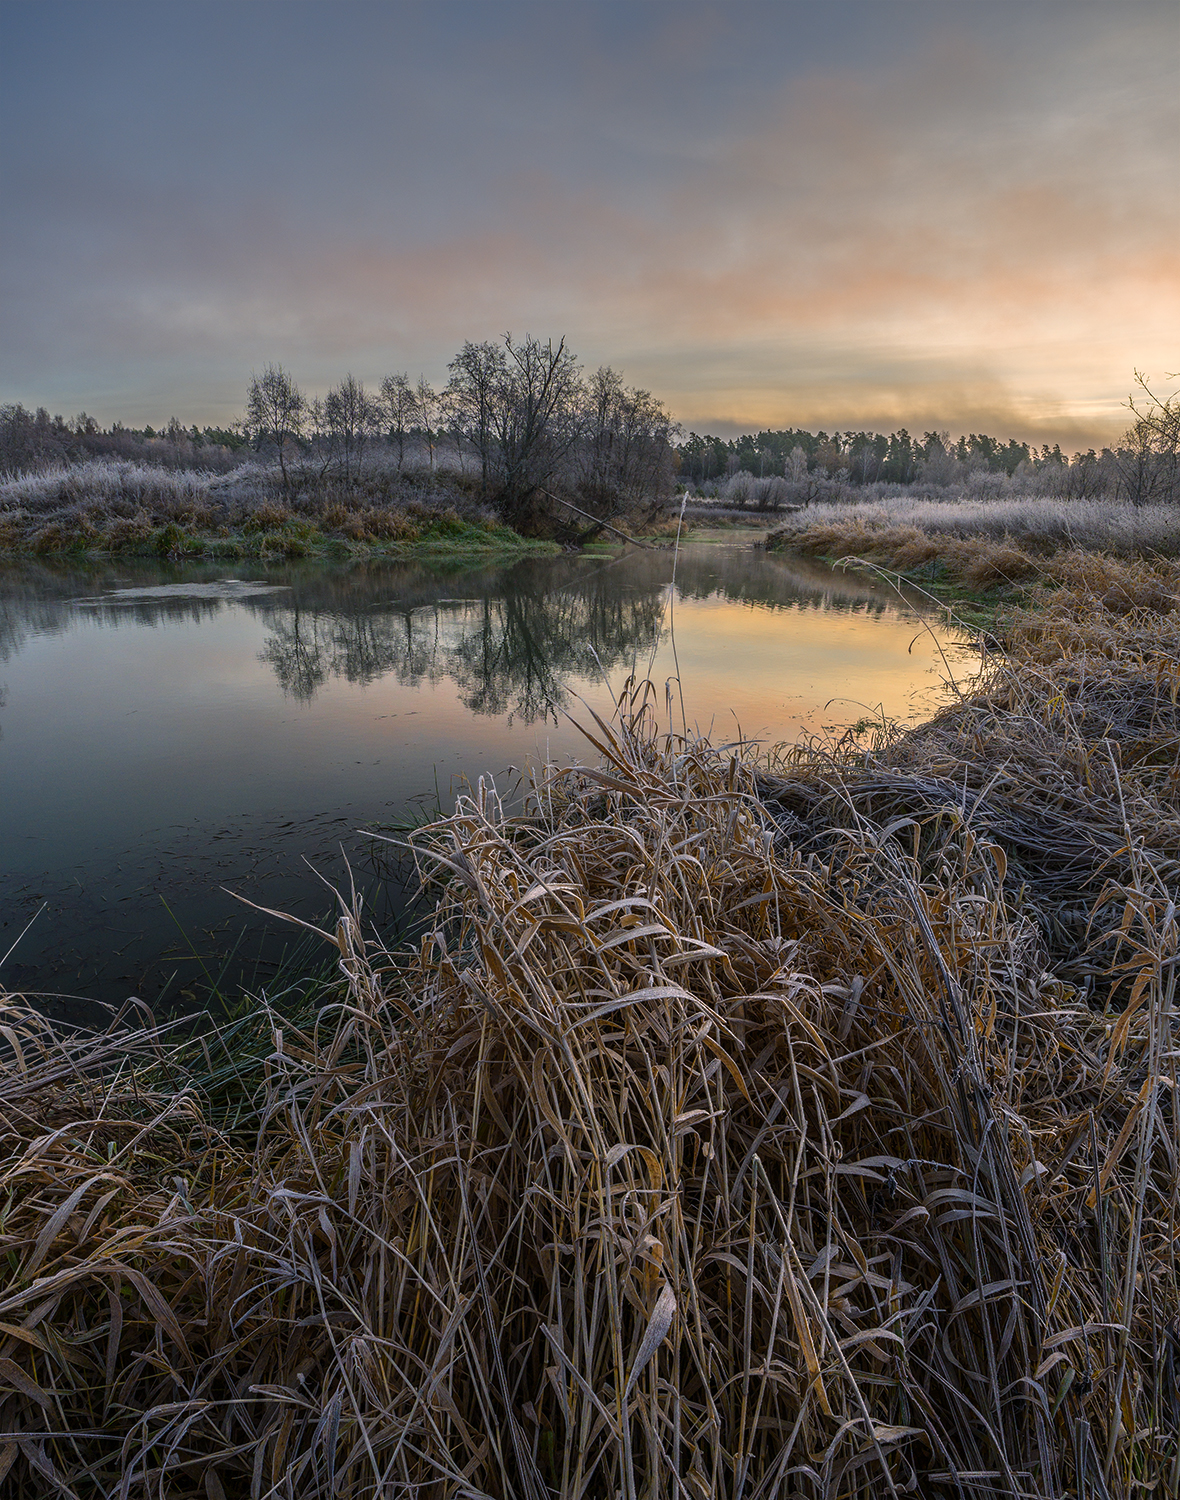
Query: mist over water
0,543,972,1012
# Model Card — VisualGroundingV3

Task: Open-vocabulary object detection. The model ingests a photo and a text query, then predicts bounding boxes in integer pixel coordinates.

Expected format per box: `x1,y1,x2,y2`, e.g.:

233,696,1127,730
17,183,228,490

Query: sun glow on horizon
1,2,1175,449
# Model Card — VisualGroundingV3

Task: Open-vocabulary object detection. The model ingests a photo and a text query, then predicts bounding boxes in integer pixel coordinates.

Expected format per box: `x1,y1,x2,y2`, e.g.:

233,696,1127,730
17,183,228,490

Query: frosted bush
772,494,1180,556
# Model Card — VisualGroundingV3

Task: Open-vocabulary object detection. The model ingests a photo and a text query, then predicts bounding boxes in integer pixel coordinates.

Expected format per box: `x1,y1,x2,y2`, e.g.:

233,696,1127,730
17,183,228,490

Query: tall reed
0,579,1177,1497
768,498,1180,559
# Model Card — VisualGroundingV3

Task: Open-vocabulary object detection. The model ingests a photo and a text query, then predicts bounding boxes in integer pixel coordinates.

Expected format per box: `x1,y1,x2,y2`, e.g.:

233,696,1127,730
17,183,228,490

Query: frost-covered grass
3,581,1180,1497
0,457,223,512
0,456,541,559
768,493,1180,557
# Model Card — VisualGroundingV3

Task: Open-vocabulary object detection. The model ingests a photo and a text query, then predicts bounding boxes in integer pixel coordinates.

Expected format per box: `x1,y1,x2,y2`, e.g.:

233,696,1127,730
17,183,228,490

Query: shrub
432,506,466,536
242,500,293,533
29,521,72,553
103,511,154,551
154,521,190,556
363,508,421,541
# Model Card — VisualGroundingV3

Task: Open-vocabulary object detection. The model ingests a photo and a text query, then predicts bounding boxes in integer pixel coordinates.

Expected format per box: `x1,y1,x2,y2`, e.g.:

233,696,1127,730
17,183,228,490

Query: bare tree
439,379,472,475
446,341,507,497
322,374,380,482
415,377,440,472
579,366,677,521
446,337,680,533
496,335,584,530
0,404,72,474
446,334,584,532
306,397,333,480
245,364,306,492
379,373,416,473
1118,369,1180,506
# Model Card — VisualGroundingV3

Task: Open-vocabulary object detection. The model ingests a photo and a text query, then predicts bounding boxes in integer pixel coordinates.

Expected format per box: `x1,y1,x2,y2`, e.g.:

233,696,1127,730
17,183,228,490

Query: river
0,540,974,1015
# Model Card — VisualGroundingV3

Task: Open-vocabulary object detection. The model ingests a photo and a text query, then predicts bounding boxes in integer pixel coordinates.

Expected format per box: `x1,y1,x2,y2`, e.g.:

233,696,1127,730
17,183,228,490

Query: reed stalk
0,573,1177,1497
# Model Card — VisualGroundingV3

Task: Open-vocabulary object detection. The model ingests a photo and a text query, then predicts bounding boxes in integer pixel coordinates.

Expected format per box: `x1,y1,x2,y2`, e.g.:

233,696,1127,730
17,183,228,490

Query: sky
1,0,1177,447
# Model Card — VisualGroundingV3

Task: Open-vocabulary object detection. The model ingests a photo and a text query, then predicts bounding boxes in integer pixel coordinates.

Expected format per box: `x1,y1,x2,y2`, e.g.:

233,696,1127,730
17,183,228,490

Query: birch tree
245,364,306,492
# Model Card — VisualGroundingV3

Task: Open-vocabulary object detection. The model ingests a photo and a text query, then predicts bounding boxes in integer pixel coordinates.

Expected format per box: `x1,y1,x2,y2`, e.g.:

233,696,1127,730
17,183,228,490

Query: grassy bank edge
0,514,562,564
1,534,1177,1496
766,517,1180,630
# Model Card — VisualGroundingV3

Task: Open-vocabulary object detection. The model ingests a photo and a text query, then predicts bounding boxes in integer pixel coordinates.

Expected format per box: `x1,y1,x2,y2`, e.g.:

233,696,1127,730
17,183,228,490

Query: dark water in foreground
0,543,973,1014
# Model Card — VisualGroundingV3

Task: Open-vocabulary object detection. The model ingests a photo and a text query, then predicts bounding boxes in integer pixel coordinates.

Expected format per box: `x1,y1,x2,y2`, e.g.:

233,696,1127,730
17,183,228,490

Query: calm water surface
0,543,974,1012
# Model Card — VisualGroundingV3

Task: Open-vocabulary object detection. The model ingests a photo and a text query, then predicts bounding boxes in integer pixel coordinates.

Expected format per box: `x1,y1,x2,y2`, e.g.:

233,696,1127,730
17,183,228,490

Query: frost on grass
0,576,1178,1497
769,494,1180,559
0,455,512,556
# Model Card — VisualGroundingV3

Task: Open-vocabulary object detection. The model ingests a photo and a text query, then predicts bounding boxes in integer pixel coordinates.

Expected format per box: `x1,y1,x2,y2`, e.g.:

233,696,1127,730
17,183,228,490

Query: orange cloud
21,10,1174,445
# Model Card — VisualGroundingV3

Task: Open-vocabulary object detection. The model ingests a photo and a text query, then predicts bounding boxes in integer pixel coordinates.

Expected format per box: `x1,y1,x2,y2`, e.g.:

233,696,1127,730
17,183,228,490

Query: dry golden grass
0,583,1178,1498
761,496,1180,560
773,520,1043,589
775,518,1180,619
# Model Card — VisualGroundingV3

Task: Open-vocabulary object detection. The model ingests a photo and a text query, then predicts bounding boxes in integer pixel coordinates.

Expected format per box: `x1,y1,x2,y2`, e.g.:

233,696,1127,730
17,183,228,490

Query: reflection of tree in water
447,567,666,723
257,608,328,699
253,548,925,718
667,547,898,616
259,604,447,702
257,557,667,722
1,548,924,723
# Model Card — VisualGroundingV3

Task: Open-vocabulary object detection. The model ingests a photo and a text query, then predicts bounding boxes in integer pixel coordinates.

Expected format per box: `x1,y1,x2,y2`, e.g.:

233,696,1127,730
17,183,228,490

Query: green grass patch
6,516,558,563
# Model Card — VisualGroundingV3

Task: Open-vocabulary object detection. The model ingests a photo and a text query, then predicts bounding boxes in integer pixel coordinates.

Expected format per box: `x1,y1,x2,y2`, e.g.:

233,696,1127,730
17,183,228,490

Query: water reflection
0,545,964,1011
257,560,669,722
0,549,917,728
249,550,914,724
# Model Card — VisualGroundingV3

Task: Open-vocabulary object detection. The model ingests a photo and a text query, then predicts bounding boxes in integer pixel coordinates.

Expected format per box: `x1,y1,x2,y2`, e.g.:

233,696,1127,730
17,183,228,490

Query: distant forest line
0,403,1135,487
686,427,1064,484
2,350,1177,514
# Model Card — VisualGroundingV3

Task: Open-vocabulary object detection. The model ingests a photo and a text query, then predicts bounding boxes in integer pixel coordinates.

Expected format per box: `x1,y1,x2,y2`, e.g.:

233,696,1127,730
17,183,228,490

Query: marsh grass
772,517,1180,623
0,458,539,559
768,497,1180,561
0,579,1178,1497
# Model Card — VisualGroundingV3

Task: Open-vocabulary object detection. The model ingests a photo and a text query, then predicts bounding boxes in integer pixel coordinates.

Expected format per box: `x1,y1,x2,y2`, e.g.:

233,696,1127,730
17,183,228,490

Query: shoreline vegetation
760,498,1180,629
0,458,564,562
1,519,1178,1496
2,353,1175,566
0,339,683,557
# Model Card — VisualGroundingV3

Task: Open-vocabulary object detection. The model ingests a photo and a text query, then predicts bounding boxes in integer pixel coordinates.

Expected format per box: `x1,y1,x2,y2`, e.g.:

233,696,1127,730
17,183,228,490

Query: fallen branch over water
0,578,1177,1498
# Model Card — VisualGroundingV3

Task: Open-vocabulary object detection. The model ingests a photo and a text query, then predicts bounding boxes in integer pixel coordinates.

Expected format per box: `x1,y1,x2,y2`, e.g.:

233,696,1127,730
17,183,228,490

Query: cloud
1,3,1175,442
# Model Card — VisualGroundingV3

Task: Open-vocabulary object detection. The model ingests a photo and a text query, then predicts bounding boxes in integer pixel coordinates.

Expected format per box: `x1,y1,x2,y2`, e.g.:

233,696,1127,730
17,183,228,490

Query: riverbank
0,558,1176,1496
766,510,1180,627
0,457,570,561
0,503,559,562
758,494,1180,562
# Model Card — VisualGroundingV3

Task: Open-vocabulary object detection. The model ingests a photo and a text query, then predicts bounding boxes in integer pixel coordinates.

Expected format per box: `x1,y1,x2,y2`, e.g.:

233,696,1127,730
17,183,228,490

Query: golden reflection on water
274,544,974,768
648,588,966,746
0,545,976,1005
